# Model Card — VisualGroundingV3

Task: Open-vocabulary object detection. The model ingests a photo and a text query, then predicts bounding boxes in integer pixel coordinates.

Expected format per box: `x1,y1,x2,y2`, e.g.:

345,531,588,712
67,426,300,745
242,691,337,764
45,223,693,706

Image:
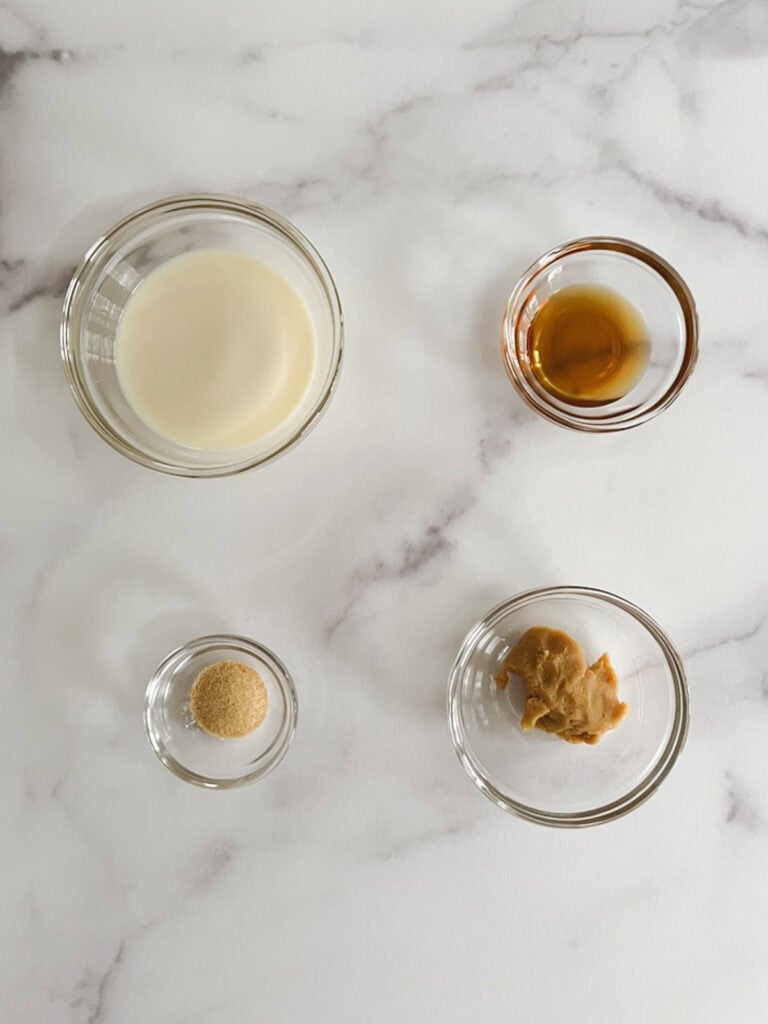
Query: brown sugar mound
190,660,268,739
495,627,627,745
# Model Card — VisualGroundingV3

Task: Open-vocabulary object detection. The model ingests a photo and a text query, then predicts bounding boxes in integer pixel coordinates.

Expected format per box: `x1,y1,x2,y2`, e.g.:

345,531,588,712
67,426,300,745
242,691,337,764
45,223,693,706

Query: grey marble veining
2,1,768,1021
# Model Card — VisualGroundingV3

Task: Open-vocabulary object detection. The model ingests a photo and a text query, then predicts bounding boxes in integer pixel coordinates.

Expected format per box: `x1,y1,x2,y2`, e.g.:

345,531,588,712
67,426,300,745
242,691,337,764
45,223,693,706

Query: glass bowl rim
501,236,698,432
447,585,690,827
60,192,344,477
144,632,298,789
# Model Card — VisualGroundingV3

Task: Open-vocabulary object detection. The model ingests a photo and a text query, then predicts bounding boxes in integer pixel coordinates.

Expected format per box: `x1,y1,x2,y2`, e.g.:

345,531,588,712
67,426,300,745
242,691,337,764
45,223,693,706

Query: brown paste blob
495,627,627,745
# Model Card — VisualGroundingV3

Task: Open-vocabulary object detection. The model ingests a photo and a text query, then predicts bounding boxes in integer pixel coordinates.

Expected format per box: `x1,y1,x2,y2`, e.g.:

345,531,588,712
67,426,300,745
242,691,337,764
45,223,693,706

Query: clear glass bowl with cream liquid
61,194,343,476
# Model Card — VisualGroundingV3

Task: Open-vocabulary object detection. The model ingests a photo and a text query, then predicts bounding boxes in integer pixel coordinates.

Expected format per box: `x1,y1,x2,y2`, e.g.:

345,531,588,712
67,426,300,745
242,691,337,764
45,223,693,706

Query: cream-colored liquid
116,249,316,449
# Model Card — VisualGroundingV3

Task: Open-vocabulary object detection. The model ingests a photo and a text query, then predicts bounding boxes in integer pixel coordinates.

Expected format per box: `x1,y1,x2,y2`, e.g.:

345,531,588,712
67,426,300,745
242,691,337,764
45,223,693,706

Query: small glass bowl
447,587,689,827
144,634,298,788
61,194,343,476
501,237,698,431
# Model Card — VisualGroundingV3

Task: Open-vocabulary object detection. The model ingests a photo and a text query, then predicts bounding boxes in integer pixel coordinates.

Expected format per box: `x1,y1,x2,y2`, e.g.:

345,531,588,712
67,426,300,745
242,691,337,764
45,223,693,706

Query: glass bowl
61,194,343,475
144,634,298,788
447,587,689,827
501,237,698,431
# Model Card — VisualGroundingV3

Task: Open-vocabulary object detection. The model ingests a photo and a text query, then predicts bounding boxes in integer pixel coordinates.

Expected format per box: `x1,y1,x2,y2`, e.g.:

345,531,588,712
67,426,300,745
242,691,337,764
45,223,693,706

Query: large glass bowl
61,194,343,475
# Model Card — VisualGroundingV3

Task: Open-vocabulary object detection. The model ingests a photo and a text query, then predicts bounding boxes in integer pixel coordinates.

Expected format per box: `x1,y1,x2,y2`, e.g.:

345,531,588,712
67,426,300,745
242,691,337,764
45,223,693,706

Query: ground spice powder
190,660,268,738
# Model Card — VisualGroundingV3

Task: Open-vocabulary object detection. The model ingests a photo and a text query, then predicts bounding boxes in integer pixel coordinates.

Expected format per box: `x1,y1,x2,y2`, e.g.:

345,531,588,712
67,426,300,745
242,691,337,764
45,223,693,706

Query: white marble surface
3,0,768,1020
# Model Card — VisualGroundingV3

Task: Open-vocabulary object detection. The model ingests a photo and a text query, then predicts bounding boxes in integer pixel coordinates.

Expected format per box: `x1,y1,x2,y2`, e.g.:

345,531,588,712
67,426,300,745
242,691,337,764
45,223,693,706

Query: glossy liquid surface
527,284,649,406
116,249,316,449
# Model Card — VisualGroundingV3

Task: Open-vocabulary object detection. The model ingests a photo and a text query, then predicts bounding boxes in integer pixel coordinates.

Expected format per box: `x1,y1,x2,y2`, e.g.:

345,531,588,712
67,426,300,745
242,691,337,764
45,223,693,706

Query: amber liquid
527,284,650,406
